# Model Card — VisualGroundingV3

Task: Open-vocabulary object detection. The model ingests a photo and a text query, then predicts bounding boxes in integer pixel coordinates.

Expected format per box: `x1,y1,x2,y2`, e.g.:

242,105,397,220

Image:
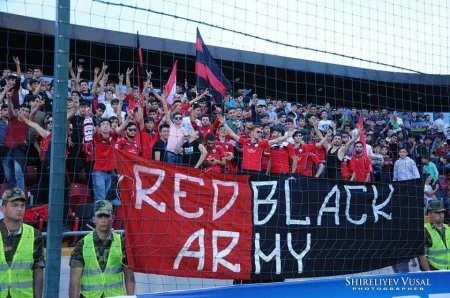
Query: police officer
419,200,450,270
0,187,45,297
69,200,135,297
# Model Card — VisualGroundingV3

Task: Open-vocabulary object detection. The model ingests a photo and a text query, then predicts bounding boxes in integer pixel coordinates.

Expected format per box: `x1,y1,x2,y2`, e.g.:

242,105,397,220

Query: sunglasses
174,117,183,120
127,128,137,132
47,121,53,124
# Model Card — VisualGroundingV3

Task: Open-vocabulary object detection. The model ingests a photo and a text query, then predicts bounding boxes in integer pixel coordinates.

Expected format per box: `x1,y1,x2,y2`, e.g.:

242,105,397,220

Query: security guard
0,187,45,298
69,200,135,297
419,200,450,270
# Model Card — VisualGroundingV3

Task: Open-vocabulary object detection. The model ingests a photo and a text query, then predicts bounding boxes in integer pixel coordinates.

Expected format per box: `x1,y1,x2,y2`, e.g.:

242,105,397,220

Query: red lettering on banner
115,151,253,279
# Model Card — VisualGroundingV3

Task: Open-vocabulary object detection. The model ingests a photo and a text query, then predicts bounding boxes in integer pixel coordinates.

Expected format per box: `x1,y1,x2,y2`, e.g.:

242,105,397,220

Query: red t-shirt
140,129,159,159
238,138,269,171
270,143,296,174
4,116,27,148
261,147,271,172
36,133,52,161
93,132,119,171
295,143,321,177
349,155,372,182
314,143,327,161
204,145,226,173
180,102,191,116
217,139,237,174
115,137,141,156
341,156,352,180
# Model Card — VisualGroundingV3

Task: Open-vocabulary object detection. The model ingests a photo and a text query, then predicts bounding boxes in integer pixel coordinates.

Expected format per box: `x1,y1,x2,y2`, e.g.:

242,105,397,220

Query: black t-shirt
70,115,85,145
152,139,167,161
181,139,201,167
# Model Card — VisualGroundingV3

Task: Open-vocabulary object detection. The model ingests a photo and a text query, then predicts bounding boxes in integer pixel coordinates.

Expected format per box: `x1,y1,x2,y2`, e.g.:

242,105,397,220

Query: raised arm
125,67,133,92
339,128,361,158
188,88,209,105
13,56,21,78
32,82,42,95
0,85,10,104
20,114,50,139
150,83,171,124
317,131,331,150
76,65,84,89
92,66,100,85
313,118,324,141
116,113,132,134
67,104,77,121
218,116,240,142
68,60,77,82
268,130,293,146
134,101,145,128
116,73,124,98
92,63,108,96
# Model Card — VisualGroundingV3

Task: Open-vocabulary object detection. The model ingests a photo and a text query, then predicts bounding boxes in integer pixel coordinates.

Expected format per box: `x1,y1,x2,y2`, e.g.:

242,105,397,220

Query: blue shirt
0,118,7,146
423,162,439,181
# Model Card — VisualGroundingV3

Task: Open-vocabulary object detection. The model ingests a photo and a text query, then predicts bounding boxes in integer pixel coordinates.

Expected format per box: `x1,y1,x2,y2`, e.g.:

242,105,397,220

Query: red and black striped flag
195,28,231,104
136,31,144,93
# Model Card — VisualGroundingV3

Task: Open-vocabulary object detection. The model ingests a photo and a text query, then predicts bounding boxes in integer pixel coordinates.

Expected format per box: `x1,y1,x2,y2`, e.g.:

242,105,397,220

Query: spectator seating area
1,59,450,239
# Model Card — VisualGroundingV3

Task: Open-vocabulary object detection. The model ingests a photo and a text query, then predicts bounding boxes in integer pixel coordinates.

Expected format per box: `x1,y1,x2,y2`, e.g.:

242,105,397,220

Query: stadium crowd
0,57,450,219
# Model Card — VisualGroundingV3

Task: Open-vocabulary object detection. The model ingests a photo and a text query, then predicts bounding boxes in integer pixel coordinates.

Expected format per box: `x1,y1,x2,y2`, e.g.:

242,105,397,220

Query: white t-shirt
424,184,436,201
318,120,332,132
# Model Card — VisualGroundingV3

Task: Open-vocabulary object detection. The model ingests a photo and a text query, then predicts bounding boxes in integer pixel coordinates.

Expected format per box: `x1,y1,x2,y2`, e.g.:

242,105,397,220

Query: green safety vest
0,224,35,298
425,223,450,270
81,232,125,298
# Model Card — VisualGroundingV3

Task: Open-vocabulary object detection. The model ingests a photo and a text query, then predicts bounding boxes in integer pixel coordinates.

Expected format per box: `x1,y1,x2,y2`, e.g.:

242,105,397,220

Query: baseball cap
2,188,26,202
94,200,113,217
428,200,446,213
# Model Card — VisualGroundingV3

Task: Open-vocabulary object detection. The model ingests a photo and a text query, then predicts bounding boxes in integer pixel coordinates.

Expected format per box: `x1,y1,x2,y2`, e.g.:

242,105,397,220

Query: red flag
165,60,178,105
115,150,253,279
356,116,368,158
136,31,144,93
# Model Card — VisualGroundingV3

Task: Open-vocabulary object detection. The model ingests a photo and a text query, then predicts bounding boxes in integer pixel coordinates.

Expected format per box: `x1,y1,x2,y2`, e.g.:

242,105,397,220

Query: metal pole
44,0,70,296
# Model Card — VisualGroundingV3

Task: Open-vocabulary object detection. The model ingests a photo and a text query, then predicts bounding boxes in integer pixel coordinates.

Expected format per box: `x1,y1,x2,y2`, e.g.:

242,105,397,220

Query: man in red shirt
140,117,159,160
198,115,220,140
216,125,237,174
115,122,141,156
203,133,226,173
292,131,324,177
268,128,297,174
349,141,372,183
220,117,291,173
92,118,129,202
3,103,30,190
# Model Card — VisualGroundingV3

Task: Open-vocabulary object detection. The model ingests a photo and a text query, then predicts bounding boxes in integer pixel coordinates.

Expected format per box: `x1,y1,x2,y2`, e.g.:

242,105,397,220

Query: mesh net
0,0,449,296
